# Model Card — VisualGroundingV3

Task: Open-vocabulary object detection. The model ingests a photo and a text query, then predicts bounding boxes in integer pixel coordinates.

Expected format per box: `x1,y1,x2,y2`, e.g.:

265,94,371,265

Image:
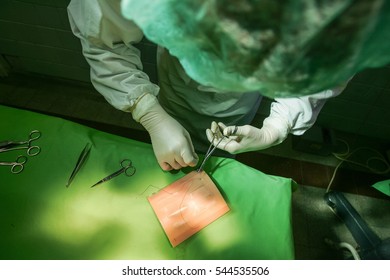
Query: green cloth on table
0,105,296,260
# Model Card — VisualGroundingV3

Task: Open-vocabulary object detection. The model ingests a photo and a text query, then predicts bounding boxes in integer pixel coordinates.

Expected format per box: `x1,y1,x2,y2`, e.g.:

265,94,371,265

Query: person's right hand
206,120,287,154
139,102,199,171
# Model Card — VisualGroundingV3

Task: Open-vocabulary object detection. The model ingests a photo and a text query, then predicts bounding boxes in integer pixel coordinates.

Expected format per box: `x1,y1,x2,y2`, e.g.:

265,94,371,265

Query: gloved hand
206,117,290,154
139,100,199,171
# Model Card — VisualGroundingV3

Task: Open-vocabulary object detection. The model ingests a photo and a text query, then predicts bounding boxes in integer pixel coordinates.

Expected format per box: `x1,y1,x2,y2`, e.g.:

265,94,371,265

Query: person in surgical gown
67,0,390,171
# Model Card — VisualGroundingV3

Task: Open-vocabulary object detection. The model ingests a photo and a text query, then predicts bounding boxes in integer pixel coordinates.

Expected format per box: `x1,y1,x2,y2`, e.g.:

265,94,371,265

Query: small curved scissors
0,130,41,156
0,155,27,174
90,159,136,188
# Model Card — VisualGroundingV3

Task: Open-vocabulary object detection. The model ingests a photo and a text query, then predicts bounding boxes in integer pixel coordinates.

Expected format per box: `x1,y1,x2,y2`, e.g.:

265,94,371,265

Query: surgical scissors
0,130,41,156
90,159,136,188
0,155,27,174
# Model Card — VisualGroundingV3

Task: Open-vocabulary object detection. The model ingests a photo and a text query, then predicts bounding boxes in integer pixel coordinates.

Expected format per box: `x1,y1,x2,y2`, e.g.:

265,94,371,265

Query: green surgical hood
121,0,390,98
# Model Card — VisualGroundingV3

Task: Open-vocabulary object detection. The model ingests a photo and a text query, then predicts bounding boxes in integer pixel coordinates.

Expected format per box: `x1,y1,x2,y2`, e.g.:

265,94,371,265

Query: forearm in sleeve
81,40,160,116
67,0,160,121
266,83,348,137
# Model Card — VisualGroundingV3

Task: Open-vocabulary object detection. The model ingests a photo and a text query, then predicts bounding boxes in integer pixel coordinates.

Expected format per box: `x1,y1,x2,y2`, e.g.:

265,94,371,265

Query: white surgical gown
67,0,345,153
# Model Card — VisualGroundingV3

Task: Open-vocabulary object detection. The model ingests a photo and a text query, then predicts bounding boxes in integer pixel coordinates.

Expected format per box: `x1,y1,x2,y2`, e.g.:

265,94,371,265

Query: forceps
197,125,227,172
66,142,91,188
0,130,41,156
90,159,136,188
0,155,27,174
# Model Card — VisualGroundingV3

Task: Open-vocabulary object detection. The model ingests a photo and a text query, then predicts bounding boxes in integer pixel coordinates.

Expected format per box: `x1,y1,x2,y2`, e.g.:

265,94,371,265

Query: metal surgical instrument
197,125,227,172
0,130,41,156
0,155,27,174
90,159,136,188
66,142,91,188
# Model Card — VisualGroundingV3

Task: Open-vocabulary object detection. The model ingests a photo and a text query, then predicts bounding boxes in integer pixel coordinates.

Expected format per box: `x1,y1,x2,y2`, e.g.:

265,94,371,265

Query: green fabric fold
372,179,390,197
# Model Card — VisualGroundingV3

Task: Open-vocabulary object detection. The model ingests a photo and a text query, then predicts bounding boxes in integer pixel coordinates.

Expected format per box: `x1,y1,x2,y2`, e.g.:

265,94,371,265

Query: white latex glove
206,118,290,154
139,101,199,171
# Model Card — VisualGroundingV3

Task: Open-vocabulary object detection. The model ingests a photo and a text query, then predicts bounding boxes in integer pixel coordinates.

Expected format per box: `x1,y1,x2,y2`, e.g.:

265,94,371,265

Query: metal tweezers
197,133,224,173
66,142,91,187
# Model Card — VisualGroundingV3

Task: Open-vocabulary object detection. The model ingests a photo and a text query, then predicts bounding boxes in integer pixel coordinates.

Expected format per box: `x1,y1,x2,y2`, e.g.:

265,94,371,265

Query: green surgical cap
121,0,390,98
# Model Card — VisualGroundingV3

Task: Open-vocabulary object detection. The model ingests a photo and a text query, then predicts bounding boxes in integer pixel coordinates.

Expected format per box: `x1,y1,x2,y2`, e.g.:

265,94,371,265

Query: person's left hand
206,120,289,154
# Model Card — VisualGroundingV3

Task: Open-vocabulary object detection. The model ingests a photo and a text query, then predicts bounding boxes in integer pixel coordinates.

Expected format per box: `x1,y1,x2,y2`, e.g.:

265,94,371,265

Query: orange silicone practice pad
148,171,230,247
